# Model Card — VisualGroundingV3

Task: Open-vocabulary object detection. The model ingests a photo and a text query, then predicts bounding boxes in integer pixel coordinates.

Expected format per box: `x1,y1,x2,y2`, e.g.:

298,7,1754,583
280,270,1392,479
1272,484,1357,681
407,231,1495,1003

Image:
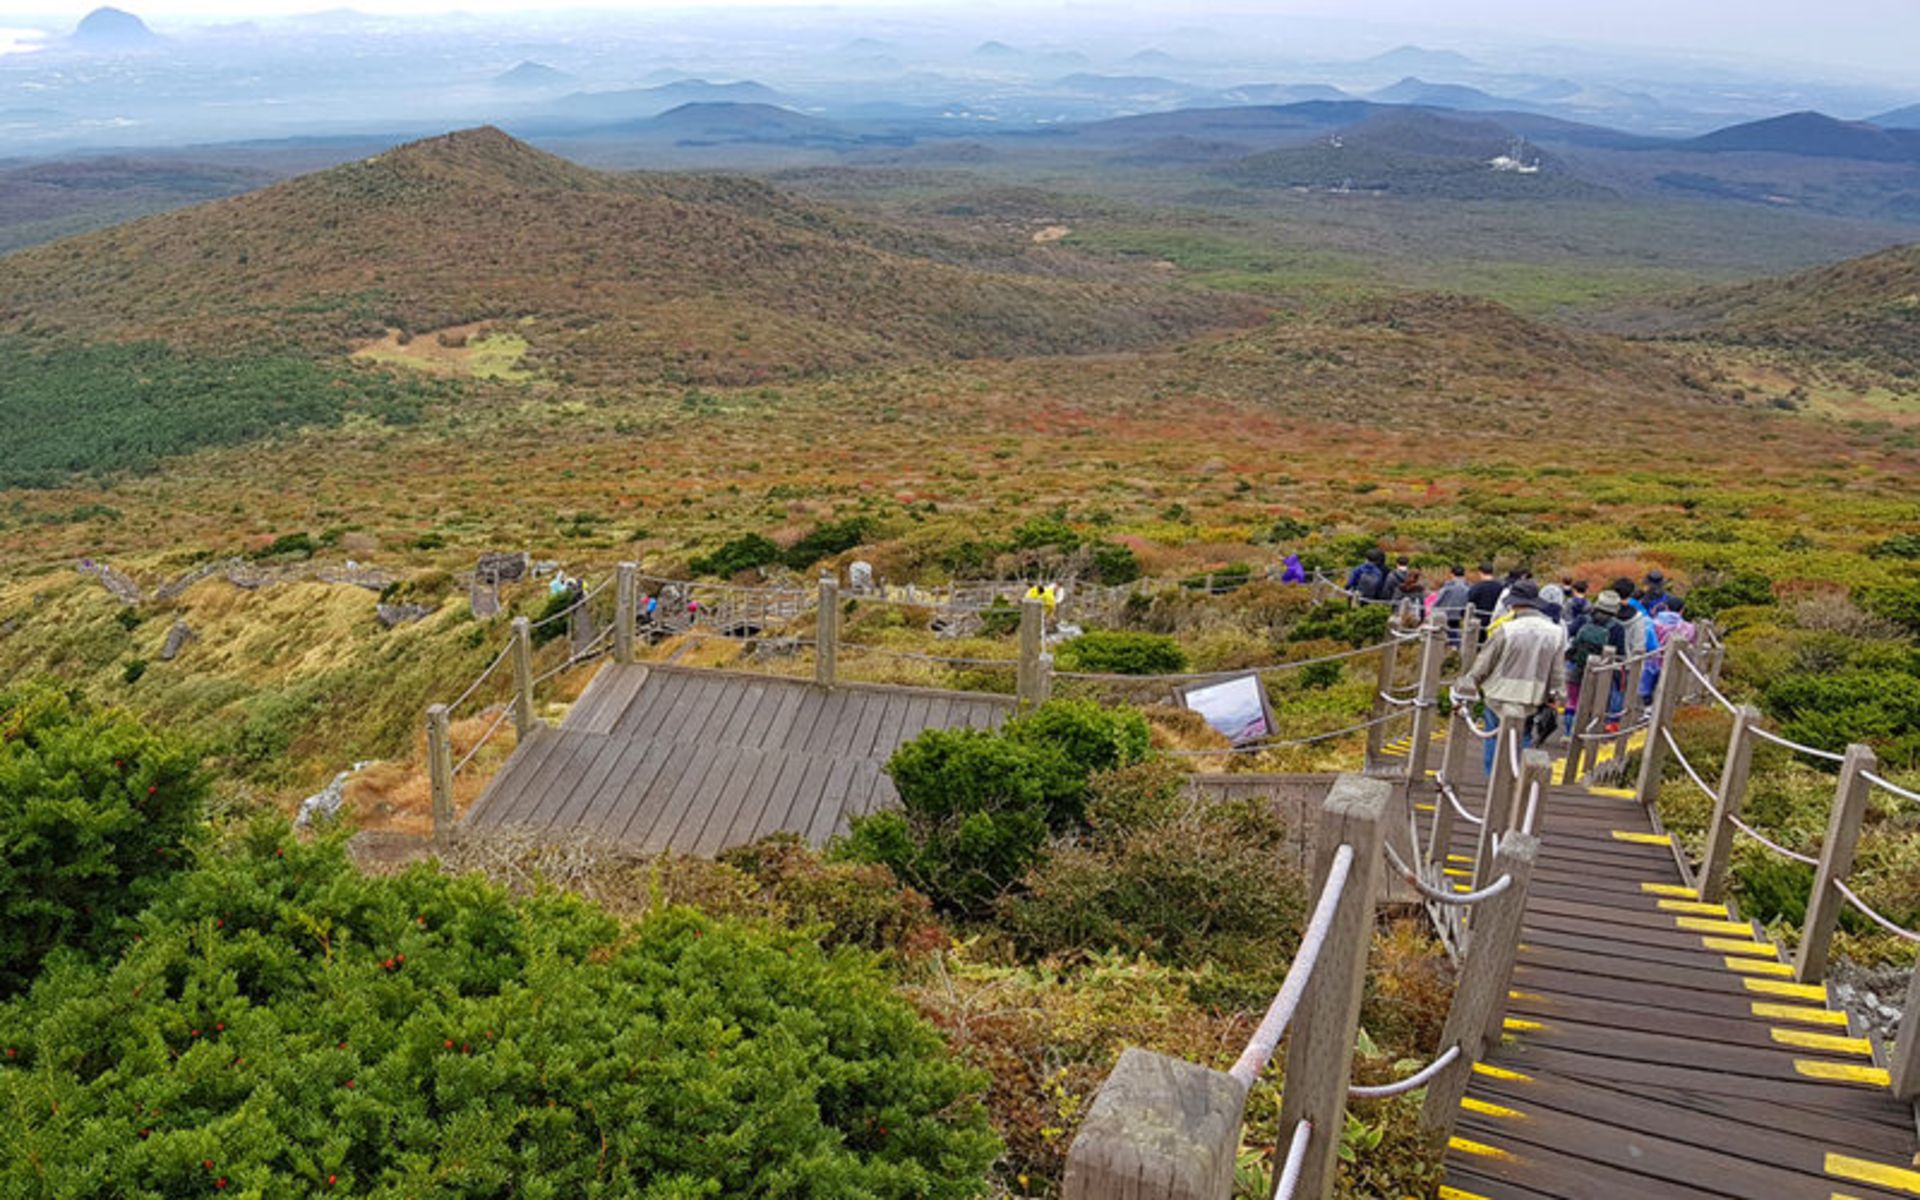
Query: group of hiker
1346,551,1698,768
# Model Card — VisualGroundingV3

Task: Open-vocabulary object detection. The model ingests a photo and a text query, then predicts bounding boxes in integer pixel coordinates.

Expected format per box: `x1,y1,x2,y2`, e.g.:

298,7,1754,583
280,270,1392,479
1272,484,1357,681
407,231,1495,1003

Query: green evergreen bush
0,684,205,996
687,532,781,578
1054,630,1187,676
0,827,998,1198
841,702,1151,918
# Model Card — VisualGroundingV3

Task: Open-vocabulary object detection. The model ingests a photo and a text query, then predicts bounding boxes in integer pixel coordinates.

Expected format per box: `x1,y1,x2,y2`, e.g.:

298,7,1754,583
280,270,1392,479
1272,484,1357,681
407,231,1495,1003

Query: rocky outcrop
160,619,196,661
377,603,434,628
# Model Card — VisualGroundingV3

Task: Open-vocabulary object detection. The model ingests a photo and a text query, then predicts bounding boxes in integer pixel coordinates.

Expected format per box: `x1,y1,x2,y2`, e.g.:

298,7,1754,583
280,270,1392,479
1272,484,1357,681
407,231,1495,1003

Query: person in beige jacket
1460,581,1567,771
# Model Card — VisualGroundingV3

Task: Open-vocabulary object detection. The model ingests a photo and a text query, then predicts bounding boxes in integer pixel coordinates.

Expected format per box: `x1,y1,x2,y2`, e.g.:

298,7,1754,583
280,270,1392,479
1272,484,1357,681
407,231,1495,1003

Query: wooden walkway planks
462,664,1014,854
1416,771,1920,1200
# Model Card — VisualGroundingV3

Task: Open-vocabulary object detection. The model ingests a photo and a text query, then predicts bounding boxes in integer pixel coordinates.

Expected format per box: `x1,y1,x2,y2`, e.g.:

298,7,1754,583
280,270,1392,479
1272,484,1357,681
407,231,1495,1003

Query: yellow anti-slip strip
1772,1028,1874,1056
1590,785,1637,798
1460,1096,1524,1120
1503,1017,1545,1033
1675,916,1754,936
1752,1002,1850,1027
1508,990,1546,1003
1704,936,1777,957
1795,1060,1890,1087
1447,1136,1516,1163
1415,802,1437,813
1444,867,1472,878
1657,898,1732,916
1448,853,1473,864
1746,978,1828,1002
1472,1062,1531,1083
1725,956,1796,977
1612,830,1673,845
1438,1188,1492,1200
1641,882,1699,898
1827,1152,1920,1196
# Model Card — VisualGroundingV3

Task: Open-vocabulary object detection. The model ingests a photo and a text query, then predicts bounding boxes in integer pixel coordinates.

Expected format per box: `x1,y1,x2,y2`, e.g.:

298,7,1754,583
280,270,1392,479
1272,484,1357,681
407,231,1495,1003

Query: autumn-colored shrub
721,833,945,957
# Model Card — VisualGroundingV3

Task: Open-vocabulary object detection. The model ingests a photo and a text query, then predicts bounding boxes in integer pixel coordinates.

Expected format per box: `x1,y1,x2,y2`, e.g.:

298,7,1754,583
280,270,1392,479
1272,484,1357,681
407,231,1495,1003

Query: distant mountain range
493,61,575,91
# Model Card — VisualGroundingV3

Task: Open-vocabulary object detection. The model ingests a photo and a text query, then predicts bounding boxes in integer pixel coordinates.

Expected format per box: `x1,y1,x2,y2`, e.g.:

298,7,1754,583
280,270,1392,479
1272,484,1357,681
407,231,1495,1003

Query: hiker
1466,563,1504,627
1387,555,1413,597
1460,580,1567,774
1538,583,1566,625
1345,549,1390,604
1642,568,1671,614
1564,589,1628,732
1564,579,1591,629
1611,576,1660,703
1642,598,1696,702
1431,564,1472,644
1281,554,1308,585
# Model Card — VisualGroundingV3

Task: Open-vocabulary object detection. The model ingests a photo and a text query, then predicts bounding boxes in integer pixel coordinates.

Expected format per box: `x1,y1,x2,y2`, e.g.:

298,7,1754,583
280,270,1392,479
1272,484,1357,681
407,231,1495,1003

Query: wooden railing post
1364,638,1401,768
1017,597,1044,708
815,577,839,687
1634,640,1688,807
1276,775,1390,1200
1794,743,1876,983
1427,706,1473,870
1697,705,1760,905
614,562,637,665
1406,620,1446,783
1471,716,1521,889
426,703,454,848
1459,612,1482,673
1061,1048,1247,1200
509,617,537,738
1420,830,1539,1132
1893,969,1920,1103
1561,654,1601,785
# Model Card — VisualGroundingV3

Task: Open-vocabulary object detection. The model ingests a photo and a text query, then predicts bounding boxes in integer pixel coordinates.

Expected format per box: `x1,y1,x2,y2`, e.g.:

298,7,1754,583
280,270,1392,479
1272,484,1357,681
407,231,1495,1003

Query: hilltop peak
346,127,606,192
72,6,161,49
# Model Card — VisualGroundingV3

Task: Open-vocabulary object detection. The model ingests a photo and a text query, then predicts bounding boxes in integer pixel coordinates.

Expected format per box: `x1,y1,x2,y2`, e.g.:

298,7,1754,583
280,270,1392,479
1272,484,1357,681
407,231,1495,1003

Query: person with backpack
1345,548,1390,604
1564,579,1591,630
1460,581,1567,773
1564,589,1627,732
1642,598,1696,704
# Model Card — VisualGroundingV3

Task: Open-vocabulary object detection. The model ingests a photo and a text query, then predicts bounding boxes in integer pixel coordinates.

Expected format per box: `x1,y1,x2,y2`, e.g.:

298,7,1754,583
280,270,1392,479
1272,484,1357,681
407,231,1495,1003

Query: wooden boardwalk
1415,775,1920,1200
461,664,1014,854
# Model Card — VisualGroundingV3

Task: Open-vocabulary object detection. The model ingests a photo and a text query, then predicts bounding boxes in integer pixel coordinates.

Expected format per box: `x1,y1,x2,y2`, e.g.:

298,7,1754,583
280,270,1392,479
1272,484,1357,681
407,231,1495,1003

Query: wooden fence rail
1061,772,1539,1200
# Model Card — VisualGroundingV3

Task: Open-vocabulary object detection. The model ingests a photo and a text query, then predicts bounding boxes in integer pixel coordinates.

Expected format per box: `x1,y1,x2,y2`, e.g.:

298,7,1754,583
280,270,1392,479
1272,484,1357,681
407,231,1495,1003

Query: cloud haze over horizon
10,0,1919,77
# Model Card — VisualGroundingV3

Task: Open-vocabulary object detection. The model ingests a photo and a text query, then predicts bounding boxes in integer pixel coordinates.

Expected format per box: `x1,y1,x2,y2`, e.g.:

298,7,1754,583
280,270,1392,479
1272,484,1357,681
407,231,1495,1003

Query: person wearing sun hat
1565,588,1628,733
1460,580,1568,773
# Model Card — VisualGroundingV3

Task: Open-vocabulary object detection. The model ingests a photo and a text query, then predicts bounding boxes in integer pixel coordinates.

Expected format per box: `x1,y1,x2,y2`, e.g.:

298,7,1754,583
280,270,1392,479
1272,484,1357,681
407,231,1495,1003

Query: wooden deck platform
1416,777,1920,1200
461,664,1015,854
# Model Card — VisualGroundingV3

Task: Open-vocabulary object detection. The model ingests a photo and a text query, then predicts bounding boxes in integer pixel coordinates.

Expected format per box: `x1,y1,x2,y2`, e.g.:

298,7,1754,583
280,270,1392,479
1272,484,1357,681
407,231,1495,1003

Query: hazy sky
15,0,1920,76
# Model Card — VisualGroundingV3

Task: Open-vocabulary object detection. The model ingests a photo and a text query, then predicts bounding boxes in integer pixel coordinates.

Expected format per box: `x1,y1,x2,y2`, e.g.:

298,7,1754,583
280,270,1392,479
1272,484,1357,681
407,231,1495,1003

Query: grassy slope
0,127,1252,387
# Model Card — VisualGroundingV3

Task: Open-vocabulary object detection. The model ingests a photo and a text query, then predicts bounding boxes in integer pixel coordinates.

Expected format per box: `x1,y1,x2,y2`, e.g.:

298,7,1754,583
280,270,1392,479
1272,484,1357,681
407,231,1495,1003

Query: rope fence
1349,1045,1462,1099
1832,879,1920,944
1660,727,1720,801
1749,725,1847,764
1230,844,1355,1086
1862,770,1920,808
1272,1121,1313,1200
446,643,513,716
450,705,514,777
1160,712,1402,758
1725,813,1819,867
